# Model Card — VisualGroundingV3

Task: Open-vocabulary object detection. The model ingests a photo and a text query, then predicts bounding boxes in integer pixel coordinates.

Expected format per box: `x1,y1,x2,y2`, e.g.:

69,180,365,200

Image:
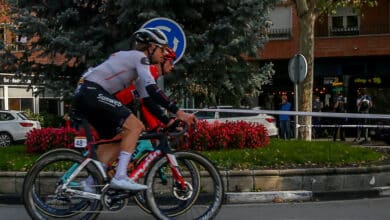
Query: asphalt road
3,197,390,220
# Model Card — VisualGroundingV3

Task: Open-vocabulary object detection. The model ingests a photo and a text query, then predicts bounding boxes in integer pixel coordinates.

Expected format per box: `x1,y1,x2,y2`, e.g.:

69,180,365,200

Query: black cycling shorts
73,80,131,139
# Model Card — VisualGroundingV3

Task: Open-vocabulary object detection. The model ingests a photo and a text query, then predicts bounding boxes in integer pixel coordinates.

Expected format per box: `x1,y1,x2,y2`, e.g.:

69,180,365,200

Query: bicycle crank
101,188,129,211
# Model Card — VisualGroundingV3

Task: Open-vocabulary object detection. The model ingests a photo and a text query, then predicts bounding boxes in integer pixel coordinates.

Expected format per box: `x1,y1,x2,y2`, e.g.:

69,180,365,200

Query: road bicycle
22,109,224,220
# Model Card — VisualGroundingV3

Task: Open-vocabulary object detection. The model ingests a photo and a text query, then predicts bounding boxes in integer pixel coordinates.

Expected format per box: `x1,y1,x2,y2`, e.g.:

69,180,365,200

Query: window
0,112,14,121
0,23,27,52
330,7,359,36
0,25,4,49
194,111,215,119
8,98,33,112
268,6,292,40
332,16,343,29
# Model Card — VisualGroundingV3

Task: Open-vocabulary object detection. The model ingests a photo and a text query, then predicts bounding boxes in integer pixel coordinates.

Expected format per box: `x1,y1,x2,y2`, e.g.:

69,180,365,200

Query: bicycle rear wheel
145,151,224,220
134,156,200,216
23,148,104,220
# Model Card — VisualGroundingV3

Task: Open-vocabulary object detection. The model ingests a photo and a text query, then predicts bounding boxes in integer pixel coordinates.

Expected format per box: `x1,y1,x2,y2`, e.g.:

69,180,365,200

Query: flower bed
24,120,269,153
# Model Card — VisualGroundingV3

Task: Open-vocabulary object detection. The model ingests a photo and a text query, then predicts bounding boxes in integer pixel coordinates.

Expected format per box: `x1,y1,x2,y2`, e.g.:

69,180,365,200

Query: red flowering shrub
25,120,269,153
25,127,77,153
184,120,269,151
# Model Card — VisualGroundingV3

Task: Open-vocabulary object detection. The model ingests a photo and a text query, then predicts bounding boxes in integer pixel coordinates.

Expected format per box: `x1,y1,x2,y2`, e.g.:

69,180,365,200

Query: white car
0,110,41,147
194,106,278,136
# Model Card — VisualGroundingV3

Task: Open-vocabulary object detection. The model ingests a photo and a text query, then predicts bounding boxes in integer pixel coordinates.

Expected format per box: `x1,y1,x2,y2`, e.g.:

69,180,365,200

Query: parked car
0,110,41,147
193,106,278,136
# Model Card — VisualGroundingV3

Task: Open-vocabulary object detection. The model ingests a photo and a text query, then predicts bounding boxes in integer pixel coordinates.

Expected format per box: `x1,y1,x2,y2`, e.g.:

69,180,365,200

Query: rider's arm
145,84,179,114
135,56,195,125
142,97,170,124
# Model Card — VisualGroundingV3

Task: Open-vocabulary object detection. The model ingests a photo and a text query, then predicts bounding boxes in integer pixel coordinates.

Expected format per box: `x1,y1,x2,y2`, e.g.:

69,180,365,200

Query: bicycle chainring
101,188,128,211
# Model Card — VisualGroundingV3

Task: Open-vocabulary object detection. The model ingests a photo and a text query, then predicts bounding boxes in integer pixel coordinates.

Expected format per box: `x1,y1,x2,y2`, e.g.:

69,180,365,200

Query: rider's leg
110,114,148,190
97,142,121,165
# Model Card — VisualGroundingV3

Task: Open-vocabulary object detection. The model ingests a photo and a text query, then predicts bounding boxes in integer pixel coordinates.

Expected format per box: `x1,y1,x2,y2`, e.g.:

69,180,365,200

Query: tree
3,0,278,106
292,0,377,140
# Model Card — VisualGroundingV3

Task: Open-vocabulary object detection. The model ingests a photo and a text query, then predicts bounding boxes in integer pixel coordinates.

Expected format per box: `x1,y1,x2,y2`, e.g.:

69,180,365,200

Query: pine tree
4,0,278,105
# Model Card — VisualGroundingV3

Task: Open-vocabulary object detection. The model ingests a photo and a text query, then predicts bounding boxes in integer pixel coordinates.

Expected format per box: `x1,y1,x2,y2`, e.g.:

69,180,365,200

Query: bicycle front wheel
134,156,200,216
23,148,104,220
145,151,224,220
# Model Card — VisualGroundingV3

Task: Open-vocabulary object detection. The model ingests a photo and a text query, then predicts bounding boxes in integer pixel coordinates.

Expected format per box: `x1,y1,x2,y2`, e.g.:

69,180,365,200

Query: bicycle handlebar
140,119,189,139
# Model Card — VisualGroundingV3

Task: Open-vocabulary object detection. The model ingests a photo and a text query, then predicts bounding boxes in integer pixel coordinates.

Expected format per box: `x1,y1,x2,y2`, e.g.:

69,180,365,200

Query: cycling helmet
164,47,177,60
133,28,168,46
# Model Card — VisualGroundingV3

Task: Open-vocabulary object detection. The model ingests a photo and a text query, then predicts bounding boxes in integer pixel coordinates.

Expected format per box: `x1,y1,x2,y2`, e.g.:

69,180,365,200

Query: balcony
268,28,292,40
315,24,390,37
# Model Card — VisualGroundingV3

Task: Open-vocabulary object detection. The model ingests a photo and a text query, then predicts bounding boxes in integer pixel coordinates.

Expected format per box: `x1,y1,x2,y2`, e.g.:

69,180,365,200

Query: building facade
260,0,390,114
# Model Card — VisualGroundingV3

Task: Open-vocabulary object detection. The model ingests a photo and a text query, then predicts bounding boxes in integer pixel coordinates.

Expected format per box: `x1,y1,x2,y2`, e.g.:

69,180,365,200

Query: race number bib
74,136,87,148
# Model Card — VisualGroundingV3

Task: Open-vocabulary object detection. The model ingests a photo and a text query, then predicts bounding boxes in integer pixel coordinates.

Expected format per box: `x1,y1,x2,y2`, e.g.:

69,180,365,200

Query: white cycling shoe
110,177,148,191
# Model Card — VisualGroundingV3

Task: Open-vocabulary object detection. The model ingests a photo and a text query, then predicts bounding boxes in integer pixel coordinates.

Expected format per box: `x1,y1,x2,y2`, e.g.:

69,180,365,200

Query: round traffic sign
142,17,186,64
288,53,307,84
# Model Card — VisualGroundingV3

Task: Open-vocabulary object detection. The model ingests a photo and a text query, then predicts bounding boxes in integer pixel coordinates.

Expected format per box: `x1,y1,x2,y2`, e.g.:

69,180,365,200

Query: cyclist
73,28,195,191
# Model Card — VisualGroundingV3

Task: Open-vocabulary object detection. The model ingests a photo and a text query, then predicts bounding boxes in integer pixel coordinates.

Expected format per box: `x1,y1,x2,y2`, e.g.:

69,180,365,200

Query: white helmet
133,28,168,46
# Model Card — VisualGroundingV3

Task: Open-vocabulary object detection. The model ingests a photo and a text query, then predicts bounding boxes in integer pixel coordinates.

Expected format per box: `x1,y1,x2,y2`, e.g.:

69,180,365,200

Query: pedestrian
333,93,346,141
312,95,323,138
354,89,373,144
279,95,292,140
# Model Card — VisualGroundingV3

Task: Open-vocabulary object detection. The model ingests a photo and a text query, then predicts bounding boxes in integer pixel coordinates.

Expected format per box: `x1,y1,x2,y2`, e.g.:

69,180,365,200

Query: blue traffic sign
141,17,186,64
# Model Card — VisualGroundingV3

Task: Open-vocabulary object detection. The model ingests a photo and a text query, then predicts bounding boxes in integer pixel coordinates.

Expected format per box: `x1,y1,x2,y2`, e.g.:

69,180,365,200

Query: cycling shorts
73,80,131,139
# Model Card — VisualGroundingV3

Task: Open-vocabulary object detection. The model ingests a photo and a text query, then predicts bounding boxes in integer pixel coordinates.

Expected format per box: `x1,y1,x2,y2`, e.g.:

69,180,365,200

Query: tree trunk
297,7,316,141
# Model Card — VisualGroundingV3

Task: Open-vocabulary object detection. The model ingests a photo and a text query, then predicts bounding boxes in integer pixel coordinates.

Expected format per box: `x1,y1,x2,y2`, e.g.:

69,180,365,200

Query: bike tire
134,157,201,216
23,148,104,220
145,151,224,220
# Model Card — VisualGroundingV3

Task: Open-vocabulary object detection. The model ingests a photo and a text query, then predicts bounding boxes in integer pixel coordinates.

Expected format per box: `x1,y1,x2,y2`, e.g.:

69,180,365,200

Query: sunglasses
164,58,174,65
154,44,166,51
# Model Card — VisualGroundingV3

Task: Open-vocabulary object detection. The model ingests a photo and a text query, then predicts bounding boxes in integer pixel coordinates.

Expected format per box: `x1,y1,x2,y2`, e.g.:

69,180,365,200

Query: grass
0,145,39,171
0,139,385,171
202,139,384,170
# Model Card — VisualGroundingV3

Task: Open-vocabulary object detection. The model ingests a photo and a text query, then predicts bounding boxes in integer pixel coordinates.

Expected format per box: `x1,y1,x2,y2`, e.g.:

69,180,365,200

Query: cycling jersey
84,50,155,95
114,65,160,105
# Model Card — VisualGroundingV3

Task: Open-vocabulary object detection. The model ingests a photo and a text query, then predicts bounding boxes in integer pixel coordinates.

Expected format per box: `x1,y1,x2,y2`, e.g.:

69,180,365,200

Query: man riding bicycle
73,27,195,191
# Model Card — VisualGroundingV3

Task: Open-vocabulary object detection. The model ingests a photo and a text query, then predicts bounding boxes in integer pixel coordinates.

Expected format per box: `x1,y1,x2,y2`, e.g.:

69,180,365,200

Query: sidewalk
1,139,390,205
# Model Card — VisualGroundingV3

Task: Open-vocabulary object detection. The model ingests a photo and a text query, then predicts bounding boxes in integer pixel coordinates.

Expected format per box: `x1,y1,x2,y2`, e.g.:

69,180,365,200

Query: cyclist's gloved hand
166,118,182,133
175,110,197,126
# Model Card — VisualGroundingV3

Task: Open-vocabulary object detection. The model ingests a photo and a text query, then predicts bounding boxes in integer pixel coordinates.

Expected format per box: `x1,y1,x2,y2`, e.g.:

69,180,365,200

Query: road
2,197,390,220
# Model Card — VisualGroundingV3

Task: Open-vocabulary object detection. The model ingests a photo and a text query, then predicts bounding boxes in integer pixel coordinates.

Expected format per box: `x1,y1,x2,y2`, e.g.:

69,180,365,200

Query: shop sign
332,86,344,92
0,75,32,85
324,77,338,85
332,82,343,87
353,76,382,85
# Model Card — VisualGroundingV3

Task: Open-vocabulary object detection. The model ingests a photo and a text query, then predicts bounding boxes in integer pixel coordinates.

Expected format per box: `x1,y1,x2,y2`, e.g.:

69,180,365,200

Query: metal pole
294,56,299,139
295,83,299,139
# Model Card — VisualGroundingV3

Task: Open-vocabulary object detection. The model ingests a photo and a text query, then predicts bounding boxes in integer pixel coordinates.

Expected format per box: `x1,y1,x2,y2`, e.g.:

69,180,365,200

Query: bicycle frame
57,127,188,202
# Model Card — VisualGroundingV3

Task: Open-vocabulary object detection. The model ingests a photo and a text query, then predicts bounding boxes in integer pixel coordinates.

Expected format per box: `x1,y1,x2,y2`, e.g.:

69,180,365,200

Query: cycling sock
114,151,132,180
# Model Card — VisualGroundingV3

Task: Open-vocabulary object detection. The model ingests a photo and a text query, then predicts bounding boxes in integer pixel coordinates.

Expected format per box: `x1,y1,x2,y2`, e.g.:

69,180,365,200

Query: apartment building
260,0,390,114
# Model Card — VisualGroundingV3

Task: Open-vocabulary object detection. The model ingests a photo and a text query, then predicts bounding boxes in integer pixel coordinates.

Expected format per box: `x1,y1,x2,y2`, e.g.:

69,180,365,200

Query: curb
225,191,312,203
225,187,390,204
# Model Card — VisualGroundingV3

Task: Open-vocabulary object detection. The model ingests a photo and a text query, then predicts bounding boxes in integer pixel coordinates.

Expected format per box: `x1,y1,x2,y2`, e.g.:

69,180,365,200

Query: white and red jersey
83,50,156,95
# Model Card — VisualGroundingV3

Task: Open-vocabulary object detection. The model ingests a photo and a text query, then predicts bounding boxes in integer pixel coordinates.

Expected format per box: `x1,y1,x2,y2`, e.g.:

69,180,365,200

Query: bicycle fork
129,150,188,190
